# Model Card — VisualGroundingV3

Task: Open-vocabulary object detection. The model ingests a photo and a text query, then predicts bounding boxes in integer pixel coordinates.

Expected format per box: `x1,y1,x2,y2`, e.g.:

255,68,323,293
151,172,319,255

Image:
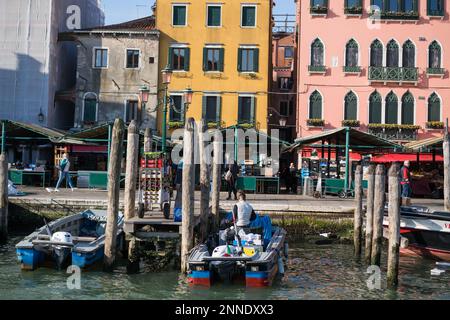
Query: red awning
71,145,107,153
371,153,443,163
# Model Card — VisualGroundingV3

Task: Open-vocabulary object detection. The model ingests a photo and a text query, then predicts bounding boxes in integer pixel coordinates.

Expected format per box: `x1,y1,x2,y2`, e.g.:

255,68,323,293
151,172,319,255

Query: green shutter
168,48,174,69
216,96,222,122
250,97,256,123
253,48,259,72
237,48,243,72
184,48,190,71
203,48,208,71
202,96,207,119
238,97,243,122
218,48,225,72
84,100,96,122
173,6,186,25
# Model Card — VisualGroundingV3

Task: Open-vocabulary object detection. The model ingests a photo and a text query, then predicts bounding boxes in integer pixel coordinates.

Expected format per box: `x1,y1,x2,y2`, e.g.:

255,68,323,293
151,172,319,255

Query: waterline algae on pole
104,119,125,272
387,163,401,288
181,118,195,273
371,164,385,266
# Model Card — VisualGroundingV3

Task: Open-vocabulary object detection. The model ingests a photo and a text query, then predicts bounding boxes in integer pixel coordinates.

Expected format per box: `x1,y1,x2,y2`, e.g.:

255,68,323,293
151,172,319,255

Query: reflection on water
0,237,449,300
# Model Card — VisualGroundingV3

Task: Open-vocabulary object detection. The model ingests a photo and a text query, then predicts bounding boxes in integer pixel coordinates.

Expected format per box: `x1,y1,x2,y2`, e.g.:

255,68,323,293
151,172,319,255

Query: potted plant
426,121,444,129
207,121,221,129
307,119,325,127
310,5,328,14
144,151,164,159
238,122,255,129
341,119,360,127
344,6,362,15
168,121,185,129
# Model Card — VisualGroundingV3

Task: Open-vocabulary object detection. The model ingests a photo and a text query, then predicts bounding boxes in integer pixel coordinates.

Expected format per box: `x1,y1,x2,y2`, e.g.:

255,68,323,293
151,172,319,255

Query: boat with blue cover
16,210,124,270
187,213,288,287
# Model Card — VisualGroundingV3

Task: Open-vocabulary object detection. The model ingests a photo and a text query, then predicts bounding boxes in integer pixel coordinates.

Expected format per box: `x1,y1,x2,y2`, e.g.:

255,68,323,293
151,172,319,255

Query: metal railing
368,127,418,141
368,66,418,82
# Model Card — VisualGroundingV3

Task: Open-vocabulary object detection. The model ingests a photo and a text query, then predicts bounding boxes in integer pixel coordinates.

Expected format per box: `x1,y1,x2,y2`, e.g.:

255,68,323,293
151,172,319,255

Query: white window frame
172,3,188,27
170,44,189,73
92,47,109,69
206,3,223,28
125,48,141,69
240,4,257,28
239,45,258,74
123,98,139,123
168,92,185,121
82,92,99,122
307,89,324,120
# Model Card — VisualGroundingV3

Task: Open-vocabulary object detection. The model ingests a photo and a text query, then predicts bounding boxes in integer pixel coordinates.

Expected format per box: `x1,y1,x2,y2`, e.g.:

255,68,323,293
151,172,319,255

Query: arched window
83,93,97,123
369,91,382,124
344,91,357,120
309,90,322,119
385,91,398,124
402,40,415,68
345,39,359,67
428,93,441,122
311,39,324,67
386,40,399,67
401,91,414,125
429,41,442,69
370,40,383,67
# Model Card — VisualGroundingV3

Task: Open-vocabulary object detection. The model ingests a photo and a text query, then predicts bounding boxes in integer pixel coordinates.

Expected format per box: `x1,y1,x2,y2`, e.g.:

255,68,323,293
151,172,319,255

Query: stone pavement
9,186,445,214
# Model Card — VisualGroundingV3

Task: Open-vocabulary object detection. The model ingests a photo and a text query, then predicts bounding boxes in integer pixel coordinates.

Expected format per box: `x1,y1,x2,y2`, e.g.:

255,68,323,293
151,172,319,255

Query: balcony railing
368,66,418,83
343,66,361,73
308,65,326,73
368,126,419,141
369,10,419,20
310,6,328,15
344,6,363,15
427,67,445,75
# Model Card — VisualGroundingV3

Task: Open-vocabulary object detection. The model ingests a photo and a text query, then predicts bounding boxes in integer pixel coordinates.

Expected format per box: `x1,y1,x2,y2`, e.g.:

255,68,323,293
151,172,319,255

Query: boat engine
51,232,73,245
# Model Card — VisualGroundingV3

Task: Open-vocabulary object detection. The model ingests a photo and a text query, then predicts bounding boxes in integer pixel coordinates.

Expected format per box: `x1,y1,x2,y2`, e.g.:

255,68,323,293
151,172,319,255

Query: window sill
171,24,188,28
308,71,326,75
428,15,445,20
426,72,445,79
92,67,108,70
344,13,363,18
310,13,328,17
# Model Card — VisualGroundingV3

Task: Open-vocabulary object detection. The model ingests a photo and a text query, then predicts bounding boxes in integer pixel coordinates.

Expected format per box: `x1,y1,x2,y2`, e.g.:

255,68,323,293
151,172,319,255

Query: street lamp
183,87,193,108
279,116,287,127
139,85,150,126
161,66,173,154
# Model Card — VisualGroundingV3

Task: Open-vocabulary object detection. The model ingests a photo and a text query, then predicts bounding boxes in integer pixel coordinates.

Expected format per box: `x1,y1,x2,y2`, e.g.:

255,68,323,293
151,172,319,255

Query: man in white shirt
220,190,255,243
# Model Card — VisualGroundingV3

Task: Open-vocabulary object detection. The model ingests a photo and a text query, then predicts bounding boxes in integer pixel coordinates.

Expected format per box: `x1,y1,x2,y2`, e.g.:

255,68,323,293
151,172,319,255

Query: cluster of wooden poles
103,118,221,273
353,163,404,288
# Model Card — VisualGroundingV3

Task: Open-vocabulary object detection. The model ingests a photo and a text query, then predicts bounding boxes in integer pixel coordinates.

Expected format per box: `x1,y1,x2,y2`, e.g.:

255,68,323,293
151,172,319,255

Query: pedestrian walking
400,160,412,206
47,153,75,192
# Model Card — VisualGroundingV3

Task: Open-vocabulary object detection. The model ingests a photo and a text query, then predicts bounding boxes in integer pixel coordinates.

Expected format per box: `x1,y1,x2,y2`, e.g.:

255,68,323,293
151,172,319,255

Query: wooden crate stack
140,154,169,212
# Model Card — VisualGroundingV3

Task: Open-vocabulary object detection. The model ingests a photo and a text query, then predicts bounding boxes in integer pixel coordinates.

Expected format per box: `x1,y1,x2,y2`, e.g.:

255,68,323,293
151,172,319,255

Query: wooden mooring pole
181,118,195,273
444,132,450,211
387,163,401,288
144,128,152,153
198,120,210,241
211,129,222,230
124,120,139,221
371,164,385,266
0,153,8,243
104,119,125,272
365,164,375,264
354,165,363,257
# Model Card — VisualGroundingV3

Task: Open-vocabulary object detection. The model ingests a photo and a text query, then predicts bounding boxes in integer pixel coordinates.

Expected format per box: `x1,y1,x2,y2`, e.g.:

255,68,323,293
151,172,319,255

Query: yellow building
154,0,273,133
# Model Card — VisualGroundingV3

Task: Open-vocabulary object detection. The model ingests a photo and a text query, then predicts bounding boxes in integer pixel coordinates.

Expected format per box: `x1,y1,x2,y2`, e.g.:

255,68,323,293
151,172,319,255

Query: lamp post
161,65,173,154
139,85,150,126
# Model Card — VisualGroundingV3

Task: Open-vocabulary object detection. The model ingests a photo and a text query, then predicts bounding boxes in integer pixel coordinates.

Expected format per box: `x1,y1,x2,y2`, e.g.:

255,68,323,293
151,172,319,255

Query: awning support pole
1,121,5,154
234,127,238,163
344,127,350,191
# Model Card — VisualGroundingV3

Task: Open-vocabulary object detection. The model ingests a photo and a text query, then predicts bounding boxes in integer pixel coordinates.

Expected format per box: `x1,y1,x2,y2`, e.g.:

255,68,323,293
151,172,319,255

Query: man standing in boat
221,190,255,243
47,153,75,192
400,160,412,206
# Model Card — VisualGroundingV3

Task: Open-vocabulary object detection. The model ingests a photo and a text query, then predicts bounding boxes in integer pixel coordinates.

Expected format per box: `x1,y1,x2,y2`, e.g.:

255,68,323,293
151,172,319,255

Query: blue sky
102,0,296,24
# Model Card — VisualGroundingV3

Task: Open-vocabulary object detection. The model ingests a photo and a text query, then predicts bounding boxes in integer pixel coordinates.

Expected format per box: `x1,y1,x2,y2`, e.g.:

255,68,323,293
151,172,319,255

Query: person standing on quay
48,153,75,192
400,160,412,205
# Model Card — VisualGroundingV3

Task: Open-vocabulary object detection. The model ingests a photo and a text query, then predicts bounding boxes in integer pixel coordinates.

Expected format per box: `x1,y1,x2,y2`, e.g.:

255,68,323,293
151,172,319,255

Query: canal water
0,236,449,300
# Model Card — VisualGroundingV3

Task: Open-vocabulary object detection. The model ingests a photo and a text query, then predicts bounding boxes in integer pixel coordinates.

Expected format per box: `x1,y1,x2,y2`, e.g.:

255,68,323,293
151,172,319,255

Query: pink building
296,0,449,143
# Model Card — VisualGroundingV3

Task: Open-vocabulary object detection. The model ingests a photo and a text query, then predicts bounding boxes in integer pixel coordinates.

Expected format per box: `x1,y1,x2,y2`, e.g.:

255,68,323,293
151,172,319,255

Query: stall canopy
404,136,444,152
286,127,402,192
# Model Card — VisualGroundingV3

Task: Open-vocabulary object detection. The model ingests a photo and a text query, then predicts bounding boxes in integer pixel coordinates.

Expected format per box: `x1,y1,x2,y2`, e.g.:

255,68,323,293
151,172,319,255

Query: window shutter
238,97,242,122
250,97,256,123
168,48,174,69
216,96,222,122
219,48,225,72
237,48,243,72
184,48,190,71
203,48,208,71
253,48,259,72
202,96,207,119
